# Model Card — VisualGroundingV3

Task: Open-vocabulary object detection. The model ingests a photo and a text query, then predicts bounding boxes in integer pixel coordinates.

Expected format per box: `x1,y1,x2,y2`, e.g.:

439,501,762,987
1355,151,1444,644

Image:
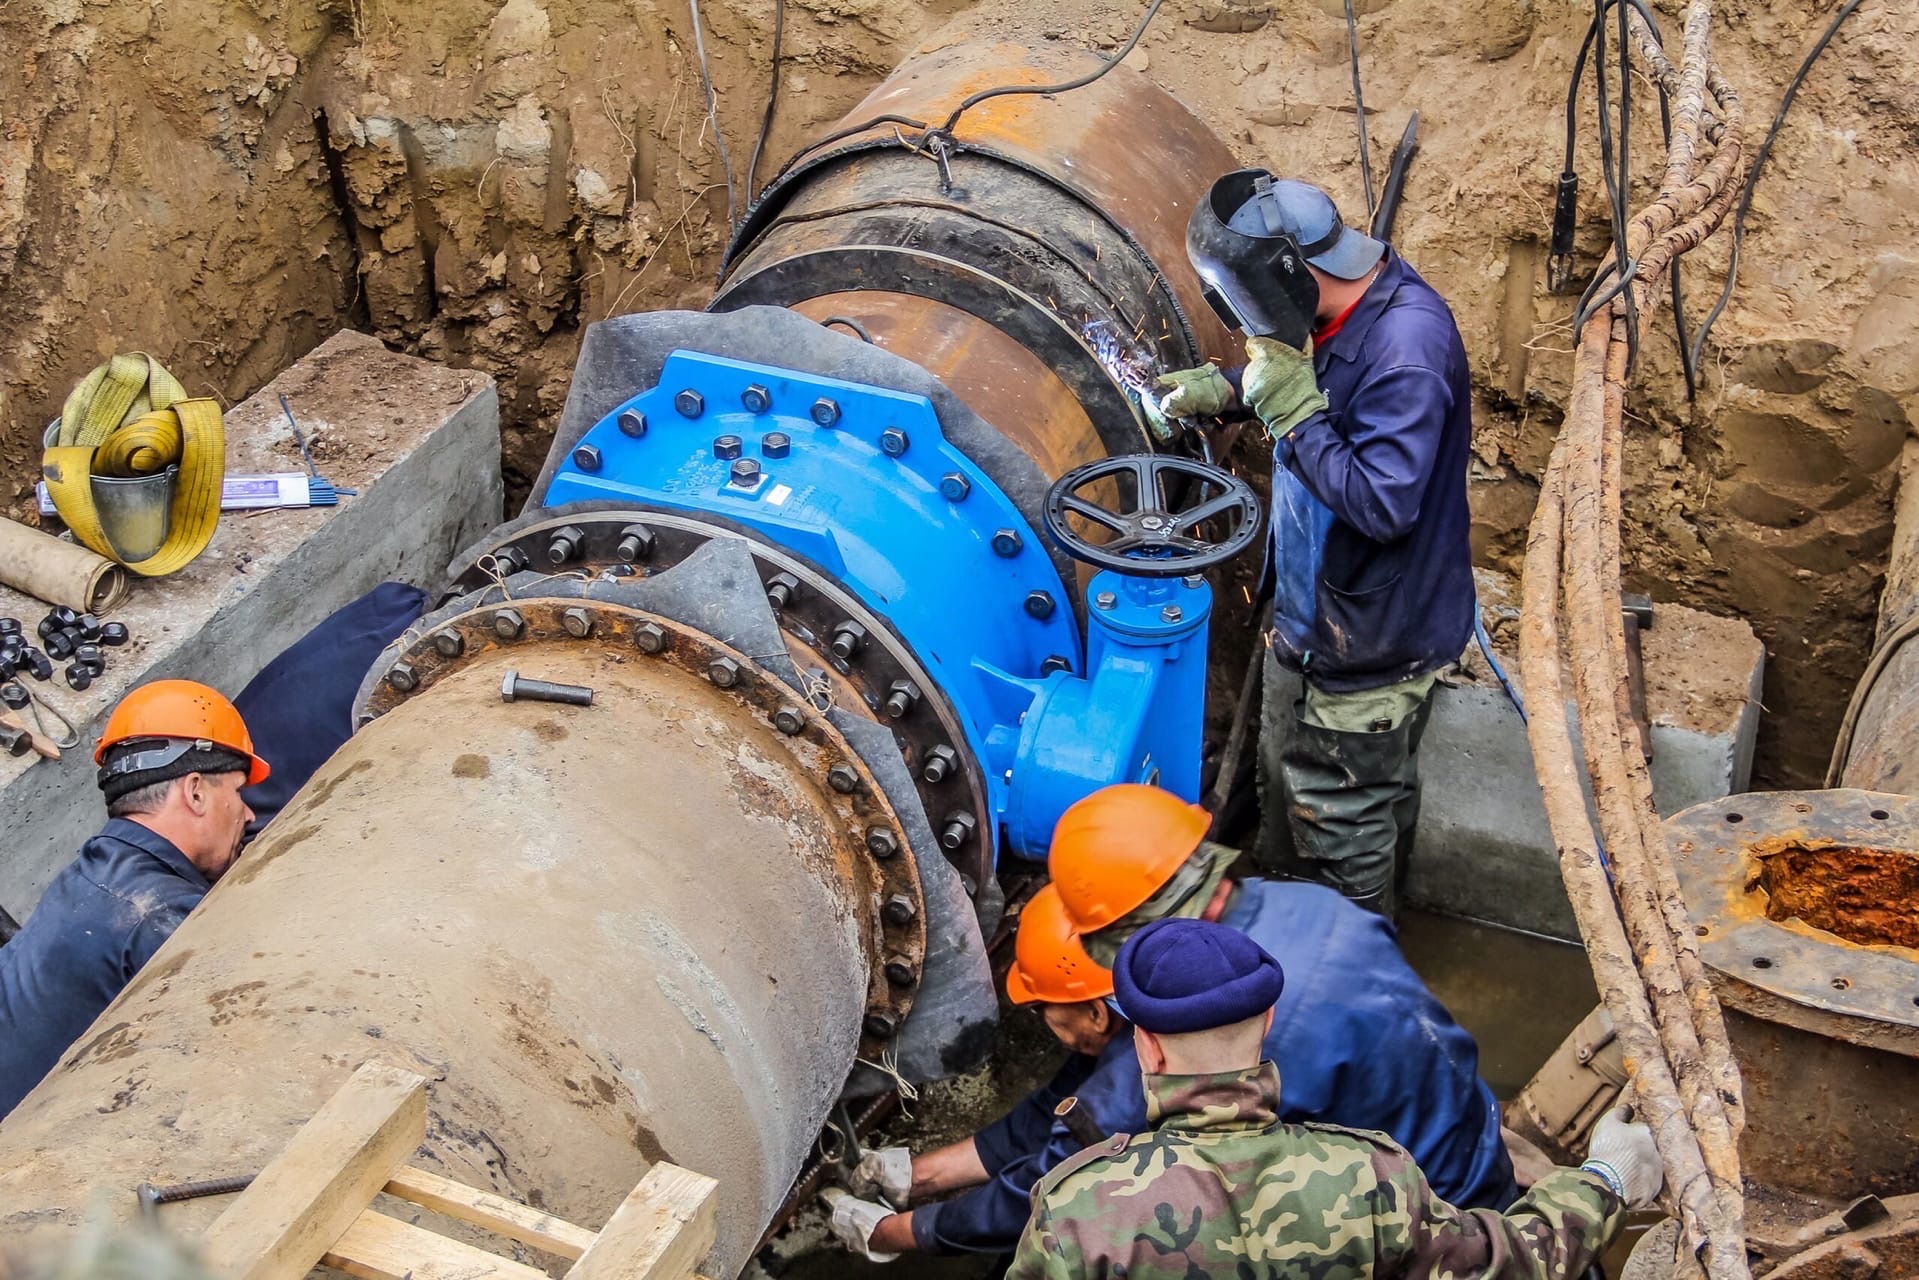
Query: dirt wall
3,0,1914,784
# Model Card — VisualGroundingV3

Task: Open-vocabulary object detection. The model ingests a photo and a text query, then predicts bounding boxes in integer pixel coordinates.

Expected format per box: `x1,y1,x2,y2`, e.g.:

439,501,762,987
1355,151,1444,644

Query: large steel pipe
0,625,890,1273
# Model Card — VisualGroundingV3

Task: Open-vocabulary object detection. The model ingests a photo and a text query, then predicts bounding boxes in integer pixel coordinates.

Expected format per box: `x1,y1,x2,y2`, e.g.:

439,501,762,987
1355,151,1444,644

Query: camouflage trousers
1255,647,1439,918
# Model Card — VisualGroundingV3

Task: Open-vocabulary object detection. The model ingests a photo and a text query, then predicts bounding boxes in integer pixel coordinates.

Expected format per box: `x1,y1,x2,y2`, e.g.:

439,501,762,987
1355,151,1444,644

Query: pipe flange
440,507,995,896
1669,787,1919,1055
357,595,928,1052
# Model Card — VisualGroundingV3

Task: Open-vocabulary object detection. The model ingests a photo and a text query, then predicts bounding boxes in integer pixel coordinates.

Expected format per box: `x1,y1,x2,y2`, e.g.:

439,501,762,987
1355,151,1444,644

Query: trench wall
3,0,1915,784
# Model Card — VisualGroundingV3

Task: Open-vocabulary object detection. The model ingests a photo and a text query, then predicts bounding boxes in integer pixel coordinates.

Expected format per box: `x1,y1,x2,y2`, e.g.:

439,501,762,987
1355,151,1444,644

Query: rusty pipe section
718,39,1241,482
0,599,911,1275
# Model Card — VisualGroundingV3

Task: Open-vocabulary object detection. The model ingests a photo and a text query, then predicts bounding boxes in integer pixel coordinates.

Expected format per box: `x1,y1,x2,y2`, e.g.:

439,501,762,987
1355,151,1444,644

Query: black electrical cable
1614,0,1641,374
1343,0,1376,221
686,0,737,233
1687,0,1866,374
745,0,786,206
935,0,1163,135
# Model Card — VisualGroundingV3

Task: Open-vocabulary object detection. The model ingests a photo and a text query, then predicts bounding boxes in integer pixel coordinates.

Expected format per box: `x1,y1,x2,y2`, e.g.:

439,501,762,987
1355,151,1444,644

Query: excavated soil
3,0,1916,783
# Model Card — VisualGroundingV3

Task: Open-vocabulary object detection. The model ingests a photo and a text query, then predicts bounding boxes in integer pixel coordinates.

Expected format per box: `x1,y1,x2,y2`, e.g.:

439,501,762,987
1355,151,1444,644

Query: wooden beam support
565,1164,718,1280
385,1165,599,1261
324,1210,553,1280
200,1063,427,1280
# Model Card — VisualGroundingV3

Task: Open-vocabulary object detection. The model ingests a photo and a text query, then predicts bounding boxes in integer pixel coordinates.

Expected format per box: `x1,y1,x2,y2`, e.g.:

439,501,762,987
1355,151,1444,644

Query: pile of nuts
0,607,129,705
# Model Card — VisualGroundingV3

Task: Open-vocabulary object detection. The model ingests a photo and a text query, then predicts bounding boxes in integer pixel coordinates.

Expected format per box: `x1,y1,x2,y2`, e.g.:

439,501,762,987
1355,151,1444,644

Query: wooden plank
565,1164,718,1280
385,1164,598,1261
200,1063,428,1280
323,1209,552,1280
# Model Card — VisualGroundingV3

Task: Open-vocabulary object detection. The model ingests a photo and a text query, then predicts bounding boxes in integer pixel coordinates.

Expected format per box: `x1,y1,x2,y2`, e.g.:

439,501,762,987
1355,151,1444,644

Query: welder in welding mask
1155,171,1477,920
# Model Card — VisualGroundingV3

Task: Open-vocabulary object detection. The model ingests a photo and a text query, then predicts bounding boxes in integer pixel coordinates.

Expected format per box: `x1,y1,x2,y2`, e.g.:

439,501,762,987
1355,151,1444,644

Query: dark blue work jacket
911,878,1516,1254
1268,252,1476,692
0,821,209,1118
235,581,427,834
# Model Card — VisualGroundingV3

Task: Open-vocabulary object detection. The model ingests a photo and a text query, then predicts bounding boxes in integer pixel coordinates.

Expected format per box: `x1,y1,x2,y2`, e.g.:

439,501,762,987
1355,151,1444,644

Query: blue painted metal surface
545,351,1213,864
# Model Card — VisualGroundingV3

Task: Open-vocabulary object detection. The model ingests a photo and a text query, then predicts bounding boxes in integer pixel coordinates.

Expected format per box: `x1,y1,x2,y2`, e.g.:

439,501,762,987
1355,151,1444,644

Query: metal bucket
43,420,177,562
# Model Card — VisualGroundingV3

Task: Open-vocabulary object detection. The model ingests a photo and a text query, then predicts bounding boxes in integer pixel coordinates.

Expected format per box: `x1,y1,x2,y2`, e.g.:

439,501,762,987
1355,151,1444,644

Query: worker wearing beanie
0,680,267,1119
823,784,1514,1264
1007,919,1655,1280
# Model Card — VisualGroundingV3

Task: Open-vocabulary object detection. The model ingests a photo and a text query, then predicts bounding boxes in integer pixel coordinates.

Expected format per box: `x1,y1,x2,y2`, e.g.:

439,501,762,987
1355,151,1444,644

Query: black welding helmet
1189,170,1373,347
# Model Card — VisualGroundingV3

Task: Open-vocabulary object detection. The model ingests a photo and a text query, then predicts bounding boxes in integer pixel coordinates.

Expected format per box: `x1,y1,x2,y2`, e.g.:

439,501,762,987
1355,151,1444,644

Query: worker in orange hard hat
823,782,1518,1267
0,679,269,1120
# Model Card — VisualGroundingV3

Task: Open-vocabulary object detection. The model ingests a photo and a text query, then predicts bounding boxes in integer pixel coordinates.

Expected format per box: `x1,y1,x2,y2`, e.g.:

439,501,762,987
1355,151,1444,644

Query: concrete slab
0,332,499,919
1408,571,1765,939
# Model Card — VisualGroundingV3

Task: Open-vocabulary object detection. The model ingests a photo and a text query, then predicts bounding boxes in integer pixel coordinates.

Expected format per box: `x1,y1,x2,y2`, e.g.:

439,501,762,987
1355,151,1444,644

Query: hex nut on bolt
633,622,667,654
741,384,772,414
865,827,900,859
884,955,916,987
828,764,860,794
432,628,465,658
547,526,586,564
1160,604,1183,623
879,427,910,457
884,679,921,720
730,458,763,487
828,621,867,660
387,663,418,693
616,524,656,562
706,656,741,688
561,606,595,638
675,389,706,418
492,609,526,640
991,528,1023,558
713,434,744,460
810,397,841,427
881,894,917,925
1094,591,1117,610
941,810,979,851
773,704,806,735
765,572,801,610
571,444,602,472
921,744,958,784
863,1011,898,1039
1024,590,1056,620
618,409,647,438
939,472,971,501
762,431,791,459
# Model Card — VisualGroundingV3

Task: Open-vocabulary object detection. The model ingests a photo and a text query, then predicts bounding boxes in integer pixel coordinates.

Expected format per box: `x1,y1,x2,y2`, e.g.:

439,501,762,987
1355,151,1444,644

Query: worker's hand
820,1187,900,1262
1242,336,1328,440
848,1145,913,1205
1155,364,1237,420
1581,1107,1664,1209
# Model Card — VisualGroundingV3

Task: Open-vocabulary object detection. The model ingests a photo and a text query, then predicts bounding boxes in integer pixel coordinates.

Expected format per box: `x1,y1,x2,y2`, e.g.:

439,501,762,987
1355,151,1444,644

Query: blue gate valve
995,454,1263,857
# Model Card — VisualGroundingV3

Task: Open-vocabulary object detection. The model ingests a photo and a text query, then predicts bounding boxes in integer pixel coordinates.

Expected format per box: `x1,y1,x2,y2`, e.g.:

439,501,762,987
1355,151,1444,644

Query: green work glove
1242,336,1328,440
1155,364,1237,419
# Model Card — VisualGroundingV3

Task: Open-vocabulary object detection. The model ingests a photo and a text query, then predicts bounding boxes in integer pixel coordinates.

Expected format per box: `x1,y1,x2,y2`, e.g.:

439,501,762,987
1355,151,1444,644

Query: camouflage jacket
1006,1062,1622,1280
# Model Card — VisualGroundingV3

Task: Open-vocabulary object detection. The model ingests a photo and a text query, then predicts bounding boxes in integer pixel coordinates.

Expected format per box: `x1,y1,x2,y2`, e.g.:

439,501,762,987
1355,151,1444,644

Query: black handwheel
1042,454,1262,577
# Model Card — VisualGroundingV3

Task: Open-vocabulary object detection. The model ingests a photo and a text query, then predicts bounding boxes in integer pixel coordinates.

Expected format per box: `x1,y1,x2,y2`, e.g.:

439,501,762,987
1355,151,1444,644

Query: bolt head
492,609,526,640
881,894,917,925
1160,604,1183,623
810,397,841,427
879,427,909,457
865,827,900,859
561,606,595,638
730,457,763,487
828,764,860,794
863,1011,898,1039
1094,591,1117,610
1024,590,1056,620
618,409,647,438
713,434,743,460
1183,573,1204,588
884,957,915,987
615,524,656,562
921,744,957,783
675,388,706,418
991,528,1023,558
762,431,791,459
432,628,465,658
547,525,585,564
741,384,772,414
387,662,418,693
571,443,602,472
633,622,667,654
939,472,971,501
773,704,805,735
707,656,741,688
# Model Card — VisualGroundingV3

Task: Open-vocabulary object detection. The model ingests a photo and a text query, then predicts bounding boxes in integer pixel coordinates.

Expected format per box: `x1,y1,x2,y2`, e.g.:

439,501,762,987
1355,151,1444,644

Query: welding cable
819,316,875,343
933,0,1164,135
1687,0,1866,373
1588,0,1640,371
762,113,931,189
1474,601,1527,725
686,0,738,234
1342,0,1376,222
745,0,786,204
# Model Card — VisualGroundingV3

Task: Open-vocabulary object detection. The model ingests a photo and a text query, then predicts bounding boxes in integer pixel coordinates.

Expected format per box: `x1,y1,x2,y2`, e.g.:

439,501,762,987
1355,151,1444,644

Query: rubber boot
1255,650,1310,880
1391,687,1439,906
1276,710,1420,917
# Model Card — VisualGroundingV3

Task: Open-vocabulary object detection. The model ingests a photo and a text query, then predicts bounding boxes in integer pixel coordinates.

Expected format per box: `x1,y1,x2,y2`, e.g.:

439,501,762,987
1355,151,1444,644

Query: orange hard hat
1005,885,1115,1006
1048,784,1208,931
94,679,270,785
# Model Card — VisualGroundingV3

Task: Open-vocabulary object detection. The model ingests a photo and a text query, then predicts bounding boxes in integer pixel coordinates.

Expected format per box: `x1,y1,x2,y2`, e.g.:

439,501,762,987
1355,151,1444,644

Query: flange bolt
615,524,656,563
991,528,1023,558
547,526,586,564
884,956,915,987
1160,604,1183,624
773,704,806,735
879,427,910,457
492,609,526,640
713,434,743,460
884,679,921,720
501,670,595,706
828,764,861,794
386,663,418,693
707,656,742,688
810,397,841,427
618,409,647,438
432,628,465,658
865,827,900,859
829,620,868,661
765,573,801,610
939,472,971,501
1024,590,1056,620
762,431,791,458
863,1011,898,1039
1094,591,1117,610
571,444,602,472
741,384,772,414
940,811,979,851
881,894,917,925
633,622,668,654
921,744,958,784
675,389,706,418
730,458,762,487
561,606,595,638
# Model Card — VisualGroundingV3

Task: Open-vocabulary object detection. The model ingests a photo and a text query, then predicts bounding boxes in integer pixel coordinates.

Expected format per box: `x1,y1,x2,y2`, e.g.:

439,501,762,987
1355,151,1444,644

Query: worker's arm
1281,361,1453,543
1379,1154,1625,1279
908,1137,990,1199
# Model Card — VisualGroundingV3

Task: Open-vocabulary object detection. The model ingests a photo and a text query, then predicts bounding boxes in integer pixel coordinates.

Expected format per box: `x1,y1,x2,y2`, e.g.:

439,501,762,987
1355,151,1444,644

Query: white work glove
1581,1106,1664,1208
820,1186,899,1263
848,1145,913,1205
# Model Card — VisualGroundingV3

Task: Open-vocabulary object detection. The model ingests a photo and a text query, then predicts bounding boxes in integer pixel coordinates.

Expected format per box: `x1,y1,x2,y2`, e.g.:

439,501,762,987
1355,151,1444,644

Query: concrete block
1408,574,1765,939
0,332,499,919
